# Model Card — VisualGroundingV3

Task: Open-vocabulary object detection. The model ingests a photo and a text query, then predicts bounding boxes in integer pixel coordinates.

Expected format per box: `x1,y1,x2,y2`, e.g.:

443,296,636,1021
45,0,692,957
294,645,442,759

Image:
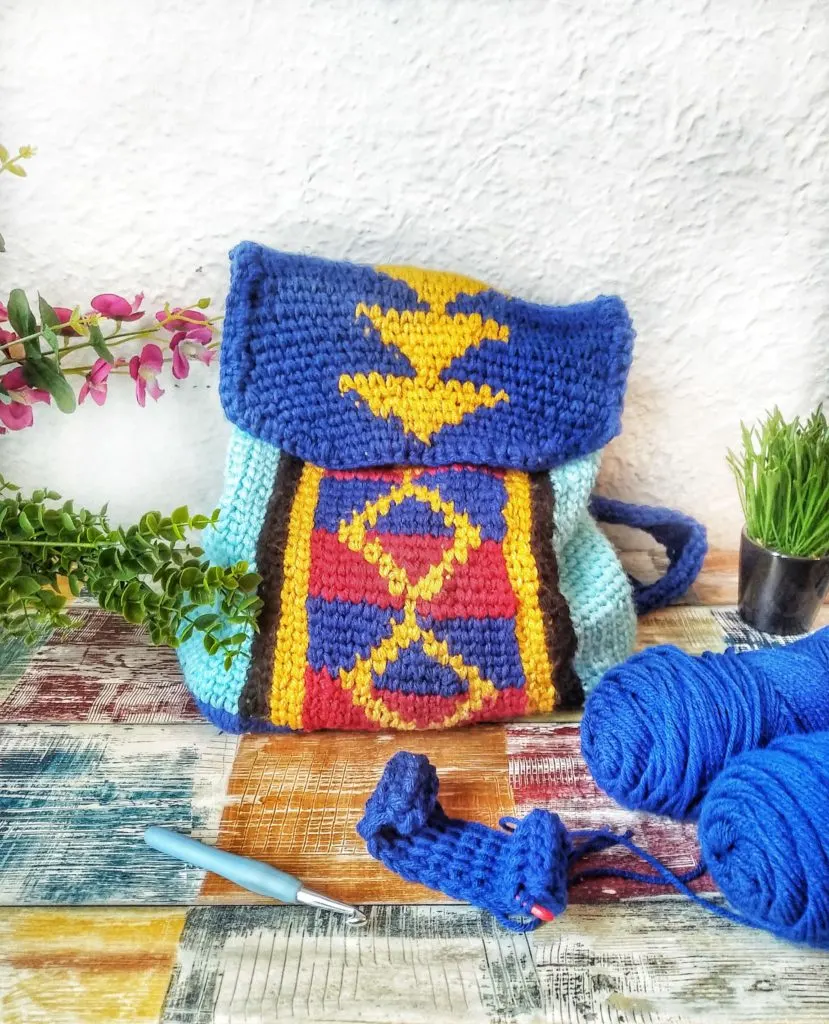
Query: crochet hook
144,826,367,926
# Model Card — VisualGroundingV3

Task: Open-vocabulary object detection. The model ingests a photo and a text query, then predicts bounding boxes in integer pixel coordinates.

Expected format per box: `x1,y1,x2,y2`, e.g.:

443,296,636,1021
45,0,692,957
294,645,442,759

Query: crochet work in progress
357,751,577,930
357,751,709,932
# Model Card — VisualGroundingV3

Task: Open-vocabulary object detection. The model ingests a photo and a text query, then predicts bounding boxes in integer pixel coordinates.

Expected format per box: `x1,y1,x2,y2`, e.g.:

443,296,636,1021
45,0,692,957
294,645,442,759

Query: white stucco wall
2,0,828,548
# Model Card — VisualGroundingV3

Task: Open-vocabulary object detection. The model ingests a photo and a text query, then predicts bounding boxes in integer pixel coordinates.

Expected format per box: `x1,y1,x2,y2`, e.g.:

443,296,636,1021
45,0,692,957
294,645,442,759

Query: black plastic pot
738,530,829,635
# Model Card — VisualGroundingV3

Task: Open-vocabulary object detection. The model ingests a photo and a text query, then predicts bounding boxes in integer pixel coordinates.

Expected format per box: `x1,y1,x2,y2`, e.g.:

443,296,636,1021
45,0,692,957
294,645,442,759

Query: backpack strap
589,497,708,615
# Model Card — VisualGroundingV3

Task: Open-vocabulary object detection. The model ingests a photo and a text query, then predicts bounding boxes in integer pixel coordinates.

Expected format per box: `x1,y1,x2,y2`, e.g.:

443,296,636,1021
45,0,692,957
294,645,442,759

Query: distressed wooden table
1,551,827,1024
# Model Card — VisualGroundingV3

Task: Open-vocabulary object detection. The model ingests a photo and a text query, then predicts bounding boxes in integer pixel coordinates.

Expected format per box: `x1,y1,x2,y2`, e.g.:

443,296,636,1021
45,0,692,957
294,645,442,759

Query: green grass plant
727,406,829,559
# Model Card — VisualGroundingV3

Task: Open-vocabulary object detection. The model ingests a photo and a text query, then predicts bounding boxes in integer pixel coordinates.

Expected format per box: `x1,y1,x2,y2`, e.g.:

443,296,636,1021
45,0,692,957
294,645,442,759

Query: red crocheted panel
240,459,581,730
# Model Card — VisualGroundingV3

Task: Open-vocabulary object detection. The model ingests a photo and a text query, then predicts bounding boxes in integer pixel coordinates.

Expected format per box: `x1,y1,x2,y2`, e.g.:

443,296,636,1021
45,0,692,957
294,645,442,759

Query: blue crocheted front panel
220,243,634,471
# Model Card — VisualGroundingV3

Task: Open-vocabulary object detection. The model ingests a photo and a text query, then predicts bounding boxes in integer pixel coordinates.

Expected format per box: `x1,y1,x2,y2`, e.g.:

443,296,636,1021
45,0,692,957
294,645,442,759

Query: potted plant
727,406,829,635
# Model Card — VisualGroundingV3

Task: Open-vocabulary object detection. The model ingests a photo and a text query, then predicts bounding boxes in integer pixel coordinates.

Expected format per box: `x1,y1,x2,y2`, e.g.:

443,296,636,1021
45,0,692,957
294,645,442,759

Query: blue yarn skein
581,627,829,821
699,731,829,948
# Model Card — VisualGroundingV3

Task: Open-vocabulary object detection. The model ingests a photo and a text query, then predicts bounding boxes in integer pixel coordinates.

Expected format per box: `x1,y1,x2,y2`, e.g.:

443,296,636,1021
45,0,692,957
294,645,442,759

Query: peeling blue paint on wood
0,724,238,904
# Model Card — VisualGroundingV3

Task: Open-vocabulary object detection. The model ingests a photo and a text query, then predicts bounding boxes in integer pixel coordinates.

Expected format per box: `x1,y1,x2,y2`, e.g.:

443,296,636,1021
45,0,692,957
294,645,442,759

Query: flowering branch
0,143,36,253
0,144,36,178
0,289,222,432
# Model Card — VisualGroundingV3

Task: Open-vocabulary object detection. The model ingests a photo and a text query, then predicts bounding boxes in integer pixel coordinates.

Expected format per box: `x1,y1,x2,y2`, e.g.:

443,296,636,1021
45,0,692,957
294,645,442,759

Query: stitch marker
530,904,556,922
144,826,367,926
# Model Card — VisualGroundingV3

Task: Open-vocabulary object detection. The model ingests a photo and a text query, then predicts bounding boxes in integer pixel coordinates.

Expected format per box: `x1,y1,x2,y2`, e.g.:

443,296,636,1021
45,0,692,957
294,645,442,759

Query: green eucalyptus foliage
0,475,262,669
727,406,829,559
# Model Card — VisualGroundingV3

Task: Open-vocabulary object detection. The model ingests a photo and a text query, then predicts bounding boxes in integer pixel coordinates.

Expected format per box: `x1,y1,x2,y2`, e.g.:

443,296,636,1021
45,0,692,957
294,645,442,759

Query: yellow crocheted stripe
269,463,323,729
338,266,509,444
503,471,555,714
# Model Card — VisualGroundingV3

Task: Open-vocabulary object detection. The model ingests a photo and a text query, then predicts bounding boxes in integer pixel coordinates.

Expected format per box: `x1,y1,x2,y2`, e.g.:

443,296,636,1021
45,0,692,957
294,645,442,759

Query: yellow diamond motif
336,471,500,730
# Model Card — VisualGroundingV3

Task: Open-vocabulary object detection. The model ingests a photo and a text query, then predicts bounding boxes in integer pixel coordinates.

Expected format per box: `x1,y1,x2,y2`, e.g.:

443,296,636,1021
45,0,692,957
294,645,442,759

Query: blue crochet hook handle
144,826,366,925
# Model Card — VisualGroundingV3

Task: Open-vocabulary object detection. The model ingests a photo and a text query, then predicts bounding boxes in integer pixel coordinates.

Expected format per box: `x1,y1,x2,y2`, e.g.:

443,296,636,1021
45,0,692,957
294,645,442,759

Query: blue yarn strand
581,627,829,821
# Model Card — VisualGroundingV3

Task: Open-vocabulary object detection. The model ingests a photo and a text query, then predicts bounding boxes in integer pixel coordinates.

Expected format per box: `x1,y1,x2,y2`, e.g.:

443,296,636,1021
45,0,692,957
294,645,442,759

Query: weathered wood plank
507,723,715,902
162,904,541,1024
532,900,829,1024
0,907,186,1024
0,724,237,904
200,726,514,905
0,599,199,724
159,902,829,1024
635,606,727,654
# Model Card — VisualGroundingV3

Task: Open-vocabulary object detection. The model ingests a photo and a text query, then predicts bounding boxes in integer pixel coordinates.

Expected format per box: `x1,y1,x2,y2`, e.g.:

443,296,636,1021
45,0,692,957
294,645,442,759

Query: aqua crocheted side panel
550,454,636,691
177,427,279,725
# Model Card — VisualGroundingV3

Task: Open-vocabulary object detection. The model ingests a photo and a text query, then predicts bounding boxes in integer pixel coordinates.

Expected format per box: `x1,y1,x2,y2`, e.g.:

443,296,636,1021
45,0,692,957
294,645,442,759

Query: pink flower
53,306,81,337
170,329,215,379
91,292,144,321
0,366,51,432
129,343,165,407
0,302,8,322
156,307,209,333
78,358,112,406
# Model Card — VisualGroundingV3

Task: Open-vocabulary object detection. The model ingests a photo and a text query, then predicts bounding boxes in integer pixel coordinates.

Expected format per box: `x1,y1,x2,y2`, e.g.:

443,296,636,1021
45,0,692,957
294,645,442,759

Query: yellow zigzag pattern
338,265,510,444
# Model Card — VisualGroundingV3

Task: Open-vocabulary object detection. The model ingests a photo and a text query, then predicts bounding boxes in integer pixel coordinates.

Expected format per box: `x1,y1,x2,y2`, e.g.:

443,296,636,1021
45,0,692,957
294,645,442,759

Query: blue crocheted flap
220,243,634,470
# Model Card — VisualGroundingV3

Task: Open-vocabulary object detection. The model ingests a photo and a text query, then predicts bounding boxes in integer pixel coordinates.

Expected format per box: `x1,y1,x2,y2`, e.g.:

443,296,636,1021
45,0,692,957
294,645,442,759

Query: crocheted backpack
178,242,706,732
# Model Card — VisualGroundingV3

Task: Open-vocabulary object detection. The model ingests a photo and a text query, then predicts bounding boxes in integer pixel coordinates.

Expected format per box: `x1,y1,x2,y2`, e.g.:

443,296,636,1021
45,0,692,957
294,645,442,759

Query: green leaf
22,502,43,529
88,322,115,364
39,588,66,609
123,601,145,624
7,288,37,340
193,612,220,630
23,357,76,414
0,144,8,161
205,566,223,586
15,576,42,596
38,295,60,331
0,554,22,578
196,297,211,309
204,634,220,656
238,573,261,593
171,505,190,525
0,231,5,253
191,514,210,530
17,510,35,536
180,566,203,589
5,162,26,177
42,326,59,355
